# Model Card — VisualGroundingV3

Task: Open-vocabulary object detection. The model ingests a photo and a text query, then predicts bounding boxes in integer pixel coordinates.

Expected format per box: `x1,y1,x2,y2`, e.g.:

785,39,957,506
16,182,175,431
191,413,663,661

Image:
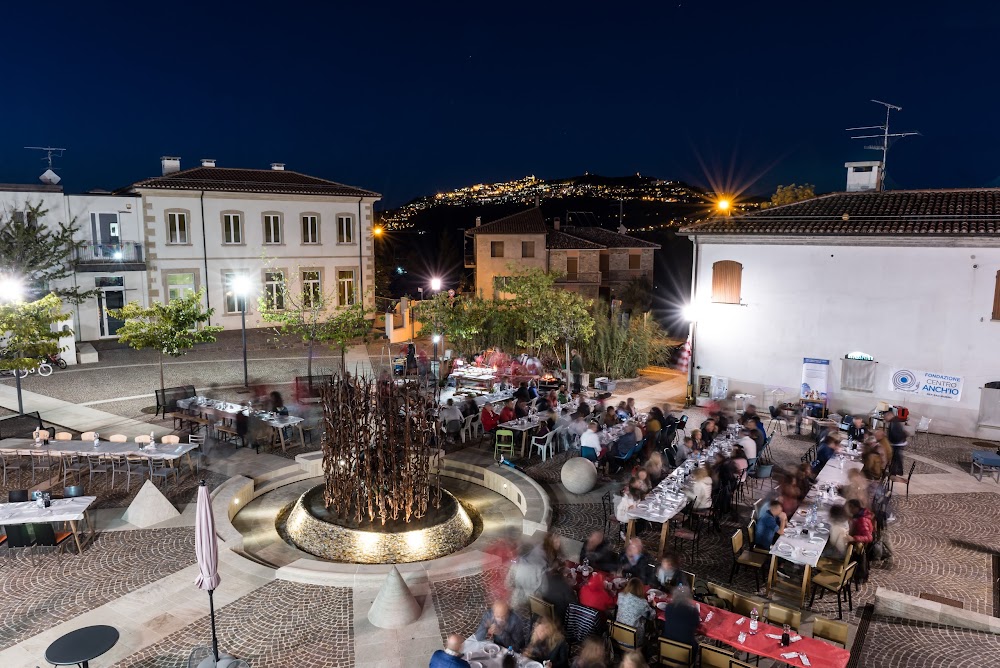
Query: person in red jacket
578,572,616,612
847,498,875,583
499,400,516,424
481,403,500,433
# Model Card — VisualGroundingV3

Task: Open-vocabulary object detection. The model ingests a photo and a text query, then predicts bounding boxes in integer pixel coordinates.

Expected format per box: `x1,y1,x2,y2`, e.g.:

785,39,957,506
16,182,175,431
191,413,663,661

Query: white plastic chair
530,431,556,462
914,416,931,447
460,414,477,443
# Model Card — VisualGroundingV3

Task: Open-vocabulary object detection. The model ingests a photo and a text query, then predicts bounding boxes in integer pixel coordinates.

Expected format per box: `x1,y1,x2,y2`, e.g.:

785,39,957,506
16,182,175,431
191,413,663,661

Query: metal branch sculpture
321,373,442,526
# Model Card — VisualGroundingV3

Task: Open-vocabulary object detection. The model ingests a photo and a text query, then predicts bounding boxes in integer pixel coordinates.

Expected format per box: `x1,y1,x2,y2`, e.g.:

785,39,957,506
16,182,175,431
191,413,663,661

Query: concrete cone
367,566,422,629
121,479,181,528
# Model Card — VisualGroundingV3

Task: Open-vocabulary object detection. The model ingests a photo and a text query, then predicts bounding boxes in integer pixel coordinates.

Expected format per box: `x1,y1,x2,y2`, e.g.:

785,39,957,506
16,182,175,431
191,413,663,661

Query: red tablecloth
697,604,849,668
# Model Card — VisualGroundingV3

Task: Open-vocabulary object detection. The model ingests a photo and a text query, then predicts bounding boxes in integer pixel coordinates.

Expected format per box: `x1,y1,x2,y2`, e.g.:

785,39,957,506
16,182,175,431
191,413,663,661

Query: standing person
570,349,584,393
430,634,471,668
848,415,868,443
847,498,876,583
659,585,700,654
884,407,908,476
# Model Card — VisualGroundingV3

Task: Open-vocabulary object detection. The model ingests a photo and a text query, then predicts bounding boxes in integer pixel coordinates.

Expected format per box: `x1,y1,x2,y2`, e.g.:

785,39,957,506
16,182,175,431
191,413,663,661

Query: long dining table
176,396,305,452
0,496,97,555
0,438,200,480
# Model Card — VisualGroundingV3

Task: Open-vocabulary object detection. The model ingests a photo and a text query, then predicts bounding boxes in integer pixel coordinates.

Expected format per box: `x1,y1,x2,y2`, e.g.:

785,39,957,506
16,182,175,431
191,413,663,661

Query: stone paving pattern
113,580,354,668
0,527,196,650
431,567,508,641
855,614,1000,667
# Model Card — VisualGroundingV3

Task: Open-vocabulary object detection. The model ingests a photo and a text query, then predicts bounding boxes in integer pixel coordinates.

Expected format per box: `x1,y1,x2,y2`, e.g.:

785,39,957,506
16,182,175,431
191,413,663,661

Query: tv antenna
24,146,66,185
846,100,919,190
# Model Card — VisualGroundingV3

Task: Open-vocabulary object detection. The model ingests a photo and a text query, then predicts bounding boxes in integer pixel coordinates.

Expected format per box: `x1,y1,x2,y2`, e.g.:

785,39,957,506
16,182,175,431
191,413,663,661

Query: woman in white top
686,467,713,510
580,421,603,461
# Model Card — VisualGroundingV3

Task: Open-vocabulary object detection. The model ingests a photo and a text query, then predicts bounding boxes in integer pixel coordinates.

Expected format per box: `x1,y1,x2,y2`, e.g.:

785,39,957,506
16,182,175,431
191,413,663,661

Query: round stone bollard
561,456,598,494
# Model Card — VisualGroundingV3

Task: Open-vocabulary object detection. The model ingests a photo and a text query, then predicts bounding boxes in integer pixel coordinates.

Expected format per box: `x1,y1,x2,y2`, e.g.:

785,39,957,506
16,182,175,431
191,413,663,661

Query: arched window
711,260,742,304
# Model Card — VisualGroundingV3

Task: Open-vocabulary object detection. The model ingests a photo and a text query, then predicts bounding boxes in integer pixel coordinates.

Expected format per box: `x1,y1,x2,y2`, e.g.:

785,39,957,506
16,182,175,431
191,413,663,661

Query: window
493,276,511,291
338,270,356,306
264,271,285,310
302,215,320,244
491,241,504,258
263,214,282,244
167,212,188,244
223,272,248,313
628,253,641,270
337,215,354,244
853,166,874,173
167,273,195,301
993,271,1000,321
223,213,243,244
711,260,742,304
302,270,322,307
521,241,535,258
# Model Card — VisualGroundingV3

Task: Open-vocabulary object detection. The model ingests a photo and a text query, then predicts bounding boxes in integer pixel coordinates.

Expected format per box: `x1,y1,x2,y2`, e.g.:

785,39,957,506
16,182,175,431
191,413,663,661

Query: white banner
889,368,964,401
800,358,830,401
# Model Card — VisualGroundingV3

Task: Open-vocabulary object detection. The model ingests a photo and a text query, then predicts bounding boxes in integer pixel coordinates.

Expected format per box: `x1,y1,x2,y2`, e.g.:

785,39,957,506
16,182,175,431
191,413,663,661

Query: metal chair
134,434,151,444
30,523,73,559
149,457,178,487
63,485,85,498
80,431,97,441
765,601,802,631
766,405,789,436
30,451,57,485
161,435,181,445
61,454,86,486
3,525,35,564
811,615,849,647
658,638,694,667
700,645,735,668
528,594,556,621
608,620,639,657
111,455,147,492
729,529,766,591
809,562,858,619
87,454,110,484
0,452,22,486
890,461,917,499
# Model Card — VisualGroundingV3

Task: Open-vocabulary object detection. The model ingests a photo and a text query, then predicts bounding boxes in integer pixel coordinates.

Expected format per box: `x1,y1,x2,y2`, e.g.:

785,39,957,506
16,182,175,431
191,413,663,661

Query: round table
45,625,119,667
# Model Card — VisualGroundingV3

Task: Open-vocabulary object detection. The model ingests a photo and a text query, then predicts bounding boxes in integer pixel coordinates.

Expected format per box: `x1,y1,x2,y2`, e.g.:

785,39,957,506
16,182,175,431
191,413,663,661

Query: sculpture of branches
321,373,442,525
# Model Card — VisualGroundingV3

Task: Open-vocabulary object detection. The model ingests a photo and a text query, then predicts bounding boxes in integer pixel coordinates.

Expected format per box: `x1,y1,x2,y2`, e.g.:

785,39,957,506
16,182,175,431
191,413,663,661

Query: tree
0,202,96,303
764,184,816,208
258,264,372,378
588,305,674,379
0,293,69,413
110,288,223,393
618,275,653,314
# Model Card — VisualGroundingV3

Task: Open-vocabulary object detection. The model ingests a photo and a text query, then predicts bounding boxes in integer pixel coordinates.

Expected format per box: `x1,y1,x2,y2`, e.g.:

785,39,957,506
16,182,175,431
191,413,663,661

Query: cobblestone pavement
113,580,354,668
431,568,508,642
0,527,195,651
854,613,1000,667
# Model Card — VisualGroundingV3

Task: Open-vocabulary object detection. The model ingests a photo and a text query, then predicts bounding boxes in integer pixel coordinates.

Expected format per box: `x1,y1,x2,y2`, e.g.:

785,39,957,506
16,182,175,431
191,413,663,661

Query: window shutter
711,260,742,304
993,271,1000,320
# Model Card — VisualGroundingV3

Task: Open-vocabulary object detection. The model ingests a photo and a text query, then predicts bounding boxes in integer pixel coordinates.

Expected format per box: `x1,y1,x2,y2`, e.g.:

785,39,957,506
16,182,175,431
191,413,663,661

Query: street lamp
430,277,442,292
232,275,253,389
0,277,26,414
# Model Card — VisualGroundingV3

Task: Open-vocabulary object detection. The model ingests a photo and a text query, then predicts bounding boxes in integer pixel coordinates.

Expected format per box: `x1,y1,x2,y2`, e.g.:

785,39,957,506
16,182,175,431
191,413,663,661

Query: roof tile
121,166,379,198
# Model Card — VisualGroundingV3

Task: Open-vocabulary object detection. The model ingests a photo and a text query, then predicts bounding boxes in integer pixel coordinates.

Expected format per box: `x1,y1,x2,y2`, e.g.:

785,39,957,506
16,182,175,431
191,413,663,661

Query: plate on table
647,589,664,598
656,601,668,610
525,662,543,668
808,536,826,544
482,643,500,657
802,549,819,558
469,662,483,668
776,543,793,554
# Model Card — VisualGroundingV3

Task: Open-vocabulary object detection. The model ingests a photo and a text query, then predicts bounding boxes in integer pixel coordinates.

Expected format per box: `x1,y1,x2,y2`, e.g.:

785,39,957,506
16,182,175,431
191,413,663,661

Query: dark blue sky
1,1,996,207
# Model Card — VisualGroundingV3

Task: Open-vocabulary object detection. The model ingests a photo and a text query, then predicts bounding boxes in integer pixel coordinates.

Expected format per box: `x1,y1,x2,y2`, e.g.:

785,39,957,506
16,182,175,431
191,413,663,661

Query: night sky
2,1,997,207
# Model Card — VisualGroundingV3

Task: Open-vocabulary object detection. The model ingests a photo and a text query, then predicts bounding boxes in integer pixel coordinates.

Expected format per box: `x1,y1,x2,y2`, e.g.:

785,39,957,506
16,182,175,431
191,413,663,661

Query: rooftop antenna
846,100,919,191
24,146,67,185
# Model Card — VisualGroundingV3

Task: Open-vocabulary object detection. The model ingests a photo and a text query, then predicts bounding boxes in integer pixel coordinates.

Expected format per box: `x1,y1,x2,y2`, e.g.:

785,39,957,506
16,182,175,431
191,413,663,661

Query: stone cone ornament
367,566,422,629
122,479,181,528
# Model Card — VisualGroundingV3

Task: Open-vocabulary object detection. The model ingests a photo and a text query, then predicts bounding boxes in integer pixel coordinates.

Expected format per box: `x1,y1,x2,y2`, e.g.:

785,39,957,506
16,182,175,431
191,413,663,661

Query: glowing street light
373,226,384,237
231,275,254,388
681,303,699,322
430,277,442,292
0,277,25,303
716,198,731,213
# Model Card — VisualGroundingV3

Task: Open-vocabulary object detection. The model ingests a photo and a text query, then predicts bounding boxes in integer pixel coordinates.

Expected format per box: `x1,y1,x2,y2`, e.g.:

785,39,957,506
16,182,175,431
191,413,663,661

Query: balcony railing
555,271,601,284
76,242,145,266
602,269,649,282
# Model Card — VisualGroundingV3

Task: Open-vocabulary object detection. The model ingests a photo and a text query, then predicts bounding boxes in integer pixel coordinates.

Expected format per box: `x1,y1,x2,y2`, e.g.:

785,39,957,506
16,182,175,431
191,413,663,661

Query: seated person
522,618,568,668
536,391,555,413
579,531,619,572
627,473,650,500
625,397,637,417
514,399,529,419
534,412,556,439
480,404,500,434
474,601,528,651
655,553,682,590
660,585,700,652
514,381,531,402
686,467,712,511
538,567,576,624
674,436,693,465
615,401,630,421
823,503,851,559
700,419,719,446
580,421,604,461
847,415,868,443
644,452,668,487
812,434,842,473
746,418,766,452
498,400,516,424
618,537,656,585
461,396,479,418
755,499,787,549
616,578,654,642
610,422,639,458
578,572,616,611
430,634,471,668
730,446,749,475
439,399,464,425
735,428,757,461
602,406,620,428
557,384,570,404
270,391,289,416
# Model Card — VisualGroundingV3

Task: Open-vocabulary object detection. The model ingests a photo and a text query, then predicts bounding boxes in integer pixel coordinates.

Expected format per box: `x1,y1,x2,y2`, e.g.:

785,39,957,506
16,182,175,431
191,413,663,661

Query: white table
0,496,96,554
0,438,198,461
177,397,305,451
462,638,535,668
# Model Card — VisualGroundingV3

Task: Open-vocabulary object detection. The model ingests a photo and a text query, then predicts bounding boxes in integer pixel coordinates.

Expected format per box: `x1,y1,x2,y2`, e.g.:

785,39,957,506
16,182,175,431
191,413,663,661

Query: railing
555,271,601,284
602,269,649,282
76,242,144,264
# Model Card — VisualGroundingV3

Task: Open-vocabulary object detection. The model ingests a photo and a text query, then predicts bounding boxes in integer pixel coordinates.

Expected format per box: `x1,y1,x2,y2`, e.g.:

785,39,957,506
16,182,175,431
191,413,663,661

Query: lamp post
232,275,253,390
430,277,442,381
0,278,26,414
681,304,698,408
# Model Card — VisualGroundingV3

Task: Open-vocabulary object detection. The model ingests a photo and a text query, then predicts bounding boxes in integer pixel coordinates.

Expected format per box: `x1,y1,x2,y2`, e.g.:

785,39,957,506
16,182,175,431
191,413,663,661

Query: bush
588,311,673,379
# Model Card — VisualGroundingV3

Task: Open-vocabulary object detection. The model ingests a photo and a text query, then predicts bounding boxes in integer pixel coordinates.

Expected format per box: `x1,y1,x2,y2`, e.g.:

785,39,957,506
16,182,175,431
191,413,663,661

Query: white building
683,164,1000,438
0,158,380,353
117,158,380,331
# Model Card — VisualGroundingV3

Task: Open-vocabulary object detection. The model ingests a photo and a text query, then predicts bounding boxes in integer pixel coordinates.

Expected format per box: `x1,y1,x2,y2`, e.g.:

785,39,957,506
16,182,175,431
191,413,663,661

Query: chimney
475,216,481,227
270,163,285,171
845,161,882,192
200,158,216,167
160,156,181,176
553,217,560,230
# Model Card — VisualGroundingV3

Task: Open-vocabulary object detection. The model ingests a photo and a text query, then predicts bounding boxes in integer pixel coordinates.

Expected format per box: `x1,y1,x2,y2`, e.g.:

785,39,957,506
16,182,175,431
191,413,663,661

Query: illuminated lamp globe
430,277,442,291
681,304,699,322
717,199,731,212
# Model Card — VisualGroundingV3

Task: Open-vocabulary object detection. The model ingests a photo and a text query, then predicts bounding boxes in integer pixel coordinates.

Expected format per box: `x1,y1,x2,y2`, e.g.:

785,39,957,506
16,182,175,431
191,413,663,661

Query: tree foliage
587,305,675,379
0,293,68,371
764,184,816,208
110,288,223,392
0,202,96,303
618,275,653,314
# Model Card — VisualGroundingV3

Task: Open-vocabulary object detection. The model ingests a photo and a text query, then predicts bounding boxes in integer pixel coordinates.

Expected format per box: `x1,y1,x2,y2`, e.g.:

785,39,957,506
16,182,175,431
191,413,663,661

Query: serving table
0,495,96,555
177,397,305,452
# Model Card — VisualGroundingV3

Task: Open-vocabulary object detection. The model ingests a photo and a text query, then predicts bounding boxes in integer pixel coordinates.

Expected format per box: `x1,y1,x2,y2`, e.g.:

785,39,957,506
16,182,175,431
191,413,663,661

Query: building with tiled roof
465,207,659,300
123,165,379,198
681,162,1000,439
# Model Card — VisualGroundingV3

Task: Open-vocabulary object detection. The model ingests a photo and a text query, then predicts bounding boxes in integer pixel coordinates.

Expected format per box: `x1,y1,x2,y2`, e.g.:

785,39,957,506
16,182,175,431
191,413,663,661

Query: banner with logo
800,358,830,401
889,369,964,401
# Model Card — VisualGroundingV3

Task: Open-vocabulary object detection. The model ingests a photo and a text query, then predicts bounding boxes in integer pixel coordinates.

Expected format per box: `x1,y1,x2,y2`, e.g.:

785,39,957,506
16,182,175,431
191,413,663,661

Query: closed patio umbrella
194,480,222,663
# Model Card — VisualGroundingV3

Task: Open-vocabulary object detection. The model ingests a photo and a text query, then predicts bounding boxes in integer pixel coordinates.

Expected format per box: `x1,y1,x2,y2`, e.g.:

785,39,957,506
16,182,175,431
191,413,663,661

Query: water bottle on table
749,608,759,635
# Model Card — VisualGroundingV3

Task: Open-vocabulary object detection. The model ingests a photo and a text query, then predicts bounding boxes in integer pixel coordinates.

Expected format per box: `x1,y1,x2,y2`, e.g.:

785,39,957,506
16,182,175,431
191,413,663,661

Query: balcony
602,269,649,283
75,242,146,272
555,271,601,284
464,252,476,268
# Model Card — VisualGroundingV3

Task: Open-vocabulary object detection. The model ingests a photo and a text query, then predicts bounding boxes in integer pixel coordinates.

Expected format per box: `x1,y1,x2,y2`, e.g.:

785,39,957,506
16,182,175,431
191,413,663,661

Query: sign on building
801,358,830,401
889,369,963,401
